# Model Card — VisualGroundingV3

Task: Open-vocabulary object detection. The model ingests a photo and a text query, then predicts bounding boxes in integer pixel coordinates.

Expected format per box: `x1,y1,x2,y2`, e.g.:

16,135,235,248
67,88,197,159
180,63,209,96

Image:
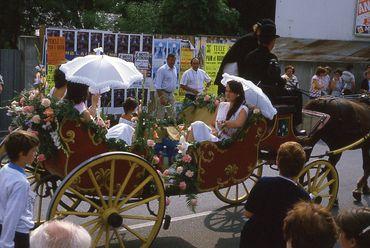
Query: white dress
190,102,248,142
118,117,136,127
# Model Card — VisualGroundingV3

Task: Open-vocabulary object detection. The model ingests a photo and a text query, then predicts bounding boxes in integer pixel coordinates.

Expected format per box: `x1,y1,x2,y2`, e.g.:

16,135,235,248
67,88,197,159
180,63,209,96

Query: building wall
275,0,369,41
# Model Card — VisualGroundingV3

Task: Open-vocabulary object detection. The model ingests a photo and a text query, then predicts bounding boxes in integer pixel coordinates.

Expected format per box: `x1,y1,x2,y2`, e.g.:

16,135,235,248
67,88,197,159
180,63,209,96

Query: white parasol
60,49,143,93
221,73,277,120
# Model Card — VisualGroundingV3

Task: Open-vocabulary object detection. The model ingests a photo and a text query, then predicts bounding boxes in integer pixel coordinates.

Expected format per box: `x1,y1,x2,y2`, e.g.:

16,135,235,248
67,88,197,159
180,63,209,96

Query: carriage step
163,215,171,230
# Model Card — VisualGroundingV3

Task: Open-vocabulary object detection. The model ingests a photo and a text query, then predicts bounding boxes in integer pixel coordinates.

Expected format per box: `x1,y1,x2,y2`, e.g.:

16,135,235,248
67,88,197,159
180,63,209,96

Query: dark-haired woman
337,207,370,248
64,82,96,123
48,67,67,100
188,80,248,142
119,97,139,127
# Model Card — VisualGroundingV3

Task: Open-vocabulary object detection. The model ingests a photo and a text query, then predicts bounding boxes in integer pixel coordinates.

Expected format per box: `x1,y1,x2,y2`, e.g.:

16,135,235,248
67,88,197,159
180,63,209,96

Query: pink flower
163,169,170,176
147,139,155,147
204,95,211,102
165,197,171,206
29,93,36,101
179,181,187,190
182,154,192,163
37,154,46,162
190,199,198,206
185,170,194,178
96,118,105,127
214,99,220,107
105,119,111,128
8,126,14,132
153,155,160,164
41,98,51,108
31,115,41,124
22,106,34,113
19,97,25,106
176,166,184,174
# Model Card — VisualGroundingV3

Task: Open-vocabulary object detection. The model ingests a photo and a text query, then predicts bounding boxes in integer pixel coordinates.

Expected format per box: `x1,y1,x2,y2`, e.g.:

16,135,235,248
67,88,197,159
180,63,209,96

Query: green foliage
160,0,240,35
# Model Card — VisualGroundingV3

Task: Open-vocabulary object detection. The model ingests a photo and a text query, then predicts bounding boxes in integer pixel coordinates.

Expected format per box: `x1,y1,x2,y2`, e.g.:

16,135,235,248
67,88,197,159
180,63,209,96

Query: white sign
355,0,370,36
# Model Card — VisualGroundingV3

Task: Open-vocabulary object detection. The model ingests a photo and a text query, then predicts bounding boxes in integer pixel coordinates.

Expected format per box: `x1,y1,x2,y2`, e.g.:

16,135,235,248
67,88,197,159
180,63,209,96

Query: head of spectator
225,80,245,121
190,57,200,71
123,97,138,115
54,67,67,89
345,64,354,72
166,53,176,69
65,82,89,104
284,202,338,248
276,141,306,178
285,65,295,77
253,19,275,35
30,220,91,248
333,69,343,79
5,130,39,164
325,66,332,75
315,66,327,77
336,207,370,248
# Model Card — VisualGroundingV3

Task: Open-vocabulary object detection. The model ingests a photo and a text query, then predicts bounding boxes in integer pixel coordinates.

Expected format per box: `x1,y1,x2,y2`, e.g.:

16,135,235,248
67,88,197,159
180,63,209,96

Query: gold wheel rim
297,160,339,210
214,161,263,205
47,152,165,248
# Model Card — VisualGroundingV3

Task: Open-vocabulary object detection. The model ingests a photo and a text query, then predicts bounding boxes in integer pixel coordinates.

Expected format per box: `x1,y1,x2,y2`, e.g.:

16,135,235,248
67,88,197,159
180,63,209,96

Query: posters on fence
204,43,231,95
355,0,369,36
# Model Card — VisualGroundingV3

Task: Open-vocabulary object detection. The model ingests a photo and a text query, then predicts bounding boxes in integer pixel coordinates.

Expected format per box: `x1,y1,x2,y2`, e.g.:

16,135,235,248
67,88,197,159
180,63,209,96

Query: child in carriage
0,130,40,248
239,141,310,248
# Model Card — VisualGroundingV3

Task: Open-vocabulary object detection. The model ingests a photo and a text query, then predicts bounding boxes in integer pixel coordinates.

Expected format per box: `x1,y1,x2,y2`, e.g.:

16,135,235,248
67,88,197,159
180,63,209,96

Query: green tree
160,0,240,35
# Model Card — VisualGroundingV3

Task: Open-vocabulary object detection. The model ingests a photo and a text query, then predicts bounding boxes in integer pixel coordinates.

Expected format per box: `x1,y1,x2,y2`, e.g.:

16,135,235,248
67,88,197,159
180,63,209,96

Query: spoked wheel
213,161,263,205
47,152,165,248
297,160,339,210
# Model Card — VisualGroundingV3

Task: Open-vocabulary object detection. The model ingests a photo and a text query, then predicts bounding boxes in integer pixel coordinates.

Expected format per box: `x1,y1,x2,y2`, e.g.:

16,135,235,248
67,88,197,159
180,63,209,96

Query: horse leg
328,153,341,206
358,145,370,195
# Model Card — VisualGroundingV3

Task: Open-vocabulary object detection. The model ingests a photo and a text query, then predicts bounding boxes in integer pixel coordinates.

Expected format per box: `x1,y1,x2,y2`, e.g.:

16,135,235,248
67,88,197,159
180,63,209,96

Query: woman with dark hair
329,69,344,97
64,82,94,123
336,207,370,248
48,67,67,100
119,97,139,127
309,66,327,99
188,80,248,142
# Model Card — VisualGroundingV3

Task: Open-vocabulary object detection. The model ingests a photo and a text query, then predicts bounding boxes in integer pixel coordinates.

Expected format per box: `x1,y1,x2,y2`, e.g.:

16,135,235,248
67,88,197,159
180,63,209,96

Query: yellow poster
174,47,194,102
204,43,230,95
46,65,56,94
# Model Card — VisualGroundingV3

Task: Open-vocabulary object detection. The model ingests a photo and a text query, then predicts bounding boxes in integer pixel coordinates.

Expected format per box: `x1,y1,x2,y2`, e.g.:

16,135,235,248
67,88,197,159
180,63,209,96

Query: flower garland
182,94,222,113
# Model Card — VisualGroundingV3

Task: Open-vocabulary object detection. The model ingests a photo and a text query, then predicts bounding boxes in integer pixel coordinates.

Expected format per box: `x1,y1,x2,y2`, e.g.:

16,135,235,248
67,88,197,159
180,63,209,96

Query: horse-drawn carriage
0,99,346,247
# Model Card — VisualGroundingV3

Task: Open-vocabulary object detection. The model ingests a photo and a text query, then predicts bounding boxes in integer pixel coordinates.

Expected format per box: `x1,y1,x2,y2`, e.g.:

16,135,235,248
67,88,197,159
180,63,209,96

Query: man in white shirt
154,54,177,119
180,57,211,101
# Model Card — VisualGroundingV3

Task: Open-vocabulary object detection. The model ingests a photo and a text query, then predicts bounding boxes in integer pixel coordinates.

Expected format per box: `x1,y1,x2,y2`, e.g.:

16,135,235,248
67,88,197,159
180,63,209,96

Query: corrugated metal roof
273,38,370,63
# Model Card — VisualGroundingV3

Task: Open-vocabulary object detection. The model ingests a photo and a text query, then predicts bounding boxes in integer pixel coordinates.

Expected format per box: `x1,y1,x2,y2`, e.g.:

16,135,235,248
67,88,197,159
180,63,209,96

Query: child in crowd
0,130,40,248
283,202,338,248
336,207,370,248
239,141,310,248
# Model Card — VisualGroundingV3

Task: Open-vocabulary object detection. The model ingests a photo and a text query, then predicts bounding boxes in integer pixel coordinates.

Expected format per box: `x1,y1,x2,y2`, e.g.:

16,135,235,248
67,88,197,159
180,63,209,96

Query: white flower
41,98,51,108
185,170,194,178
176,166,184,174
253,108,260,114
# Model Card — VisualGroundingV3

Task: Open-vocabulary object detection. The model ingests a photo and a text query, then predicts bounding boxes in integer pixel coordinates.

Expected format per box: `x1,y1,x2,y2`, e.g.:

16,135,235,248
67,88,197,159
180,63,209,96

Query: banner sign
355,0,370,36
47,36,65,65
174,47,193,102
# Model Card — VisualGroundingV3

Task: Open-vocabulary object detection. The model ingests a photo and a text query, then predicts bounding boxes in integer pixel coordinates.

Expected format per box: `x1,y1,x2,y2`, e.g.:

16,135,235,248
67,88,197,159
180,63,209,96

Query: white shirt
180,68,211,95
0,163,35,248
154,64,177,93
215,102,248,139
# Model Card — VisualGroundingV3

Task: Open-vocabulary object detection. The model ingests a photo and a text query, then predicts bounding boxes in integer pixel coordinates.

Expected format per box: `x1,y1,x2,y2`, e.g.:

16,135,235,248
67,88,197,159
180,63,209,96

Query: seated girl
48,67,67,100
187,80,248,143
119,97,140,127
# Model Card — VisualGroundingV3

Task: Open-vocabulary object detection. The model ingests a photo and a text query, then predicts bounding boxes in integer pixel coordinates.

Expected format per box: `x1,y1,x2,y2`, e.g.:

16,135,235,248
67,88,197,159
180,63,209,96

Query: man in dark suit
242,22,304,134
214,19,275,95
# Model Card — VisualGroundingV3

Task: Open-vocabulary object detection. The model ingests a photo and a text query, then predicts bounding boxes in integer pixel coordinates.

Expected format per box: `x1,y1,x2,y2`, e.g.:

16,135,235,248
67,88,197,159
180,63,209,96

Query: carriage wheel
46,152,165,248
297,160,339,210
213,161,263,205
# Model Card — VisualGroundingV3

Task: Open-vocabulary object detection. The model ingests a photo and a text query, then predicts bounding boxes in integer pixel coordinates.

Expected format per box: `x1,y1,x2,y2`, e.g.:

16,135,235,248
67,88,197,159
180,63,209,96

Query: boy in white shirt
0,130,39,248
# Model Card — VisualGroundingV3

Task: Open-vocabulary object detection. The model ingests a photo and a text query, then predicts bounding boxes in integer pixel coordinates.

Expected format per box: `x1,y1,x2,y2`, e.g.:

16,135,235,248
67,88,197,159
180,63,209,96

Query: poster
355,0,370,36
47,36,65,65
117,34,129,54
47,29,60,37
118,54,134,62
142,35,153,52
62,31,76,60
204,43,230,95
114,89,125,108
104,33,116,55
77,31,89,55
135,51,150,70
129,35,141,55
90,33,102,52
101,91,112,107
152,39,181,80
46,65,56,93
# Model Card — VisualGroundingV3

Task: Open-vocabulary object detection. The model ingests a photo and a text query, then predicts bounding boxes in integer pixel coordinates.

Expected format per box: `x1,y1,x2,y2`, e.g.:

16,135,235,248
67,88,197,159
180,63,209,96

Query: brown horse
304,96,370,200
